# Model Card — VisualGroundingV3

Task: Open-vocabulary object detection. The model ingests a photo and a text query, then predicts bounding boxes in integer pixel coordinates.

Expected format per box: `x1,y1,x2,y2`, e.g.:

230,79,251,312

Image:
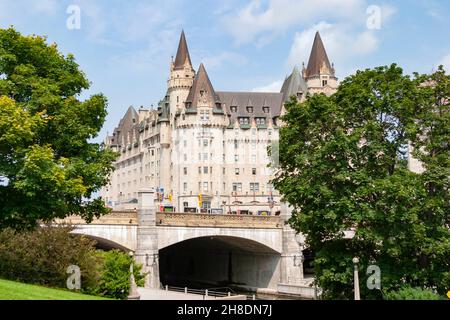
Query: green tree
0,27,117,229
0,226,101,290
273,64,449,299
92,250,145,300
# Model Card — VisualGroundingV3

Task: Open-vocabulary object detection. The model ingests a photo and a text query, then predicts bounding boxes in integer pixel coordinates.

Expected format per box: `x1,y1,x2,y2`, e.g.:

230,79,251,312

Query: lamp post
127,251,140,300
353,257,360,300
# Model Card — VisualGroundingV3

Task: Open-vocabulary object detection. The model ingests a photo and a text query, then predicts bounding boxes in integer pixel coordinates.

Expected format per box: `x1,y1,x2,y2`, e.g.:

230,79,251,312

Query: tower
303,31,338,96
168,30,196,118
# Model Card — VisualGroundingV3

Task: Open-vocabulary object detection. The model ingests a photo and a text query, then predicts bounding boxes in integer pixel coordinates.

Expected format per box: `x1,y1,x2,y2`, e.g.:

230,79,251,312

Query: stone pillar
279,202,304,285
135,188,160,289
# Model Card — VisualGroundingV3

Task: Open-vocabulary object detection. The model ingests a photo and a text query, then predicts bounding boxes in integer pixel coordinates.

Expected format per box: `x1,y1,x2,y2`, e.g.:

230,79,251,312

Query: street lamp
127,251,140,300
353,257,360,300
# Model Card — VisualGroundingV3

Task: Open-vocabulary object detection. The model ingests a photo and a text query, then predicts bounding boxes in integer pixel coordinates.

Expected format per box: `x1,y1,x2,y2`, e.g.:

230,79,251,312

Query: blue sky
1,0,449,141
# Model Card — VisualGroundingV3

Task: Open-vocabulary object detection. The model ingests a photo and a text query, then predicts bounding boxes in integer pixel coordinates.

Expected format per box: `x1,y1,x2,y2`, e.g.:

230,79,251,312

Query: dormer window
239,117,250,125
186,102,192,108
230,106,237,113
255,118,266,125
263,107,270,113
215,102,222,109
246,106,253,113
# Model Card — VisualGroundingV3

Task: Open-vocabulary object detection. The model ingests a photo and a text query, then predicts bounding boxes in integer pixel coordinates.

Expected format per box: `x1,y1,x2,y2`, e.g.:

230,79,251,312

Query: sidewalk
137,287,217,300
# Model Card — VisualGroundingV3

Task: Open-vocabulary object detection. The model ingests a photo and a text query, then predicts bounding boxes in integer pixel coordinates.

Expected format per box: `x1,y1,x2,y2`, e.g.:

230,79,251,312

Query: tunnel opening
159,236,281,292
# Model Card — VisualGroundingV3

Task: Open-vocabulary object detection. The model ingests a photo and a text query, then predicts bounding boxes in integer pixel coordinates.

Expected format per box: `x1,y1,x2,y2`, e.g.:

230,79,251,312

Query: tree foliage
0,27,117,229
273,64,449,299
91,250,145,300
384,285,443,300
0,226,101,290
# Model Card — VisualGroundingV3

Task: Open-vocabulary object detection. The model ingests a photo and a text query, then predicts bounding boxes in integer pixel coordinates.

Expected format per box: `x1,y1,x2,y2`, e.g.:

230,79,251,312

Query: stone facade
101,31,338,216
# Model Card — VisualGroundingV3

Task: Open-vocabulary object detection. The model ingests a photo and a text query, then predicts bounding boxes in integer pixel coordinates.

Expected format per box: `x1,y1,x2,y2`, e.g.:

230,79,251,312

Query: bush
385,286,443,300
90,250,145,300
0,226,101,291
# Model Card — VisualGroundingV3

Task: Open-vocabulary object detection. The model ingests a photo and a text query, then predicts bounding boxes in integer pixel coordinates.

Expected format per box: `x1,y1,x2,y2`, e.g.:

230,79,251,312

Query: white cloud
202,52,248,69
221,0,366,45
380,4,397,24
439,54,450,73
252,80,283,92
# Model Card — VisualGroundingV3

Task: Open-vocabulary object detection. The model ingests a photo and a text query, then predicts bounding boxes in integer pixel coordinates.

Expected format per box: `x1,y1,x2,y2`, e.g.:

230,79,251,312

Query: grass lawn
0,279,111,300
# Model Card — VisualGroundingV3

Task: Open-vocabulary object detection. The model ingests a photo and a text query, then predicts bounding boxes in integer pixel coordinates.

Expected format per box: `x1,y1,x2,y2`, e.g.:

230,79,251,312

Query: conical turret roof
186,63,220,106
174,30,193,70
280,66,308,102
305,32,333,77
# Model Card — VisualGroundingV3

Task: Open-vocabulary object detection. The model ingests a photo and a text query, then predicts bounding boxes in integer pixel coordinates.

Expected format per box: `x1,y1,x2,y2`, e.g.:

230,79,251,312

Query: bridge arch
72,233,131,252
71,225,137,252
156,226,282,253
159,235,281,291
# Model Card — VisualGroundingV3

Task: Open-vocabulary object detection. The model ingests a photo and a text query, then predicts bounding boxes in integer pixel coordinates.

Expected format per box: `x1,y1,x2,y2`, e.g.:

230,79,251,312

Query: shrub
0,226,101,291
385,286,443,300
90,250,145,300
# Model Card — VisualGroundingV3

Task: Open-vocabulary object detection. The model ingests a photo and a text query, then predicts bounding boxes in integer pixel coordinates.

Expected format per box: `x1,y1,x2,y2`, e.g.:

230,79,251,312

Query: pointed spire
246,97,253,107
174,30,193,70
305,31,333,78
280,65,308,102
186,63,220,106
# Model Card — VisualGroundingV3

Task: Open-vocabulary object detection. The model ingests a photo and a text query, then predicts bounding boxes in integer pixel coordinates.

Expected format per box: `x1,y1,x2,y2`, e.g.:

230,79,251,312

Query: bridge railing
156,212,282,229
54,211,282,229
53,211,138,225
162,285,258,300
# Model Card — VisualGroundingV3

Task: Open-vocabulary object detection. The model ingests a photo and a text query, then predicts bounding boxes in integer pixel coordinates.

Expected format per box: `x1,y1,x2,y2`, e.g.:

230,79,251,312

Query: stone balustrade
54,210,138,225
156,212,283,229
54,211,283,229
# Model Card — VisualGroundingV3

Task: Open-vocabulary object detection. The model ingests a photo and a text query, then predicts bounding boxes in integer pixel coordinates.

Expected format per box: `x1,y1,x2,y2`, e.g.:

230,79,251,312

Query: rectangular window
223,167,226,174
322,80,328,86
256,118,266,125
183,182,187,192
234,140,239,149
184,167,188,175
203,182,209,192
203,139,208,147
263,107,270,113
250,183,260,192
184,154,187,162
183,140,187,147
235,168,240,175
203,153,208,160
234,155,239,162
239,117,250,125
232,183,242,192
203,166,208,174
252,168,256,175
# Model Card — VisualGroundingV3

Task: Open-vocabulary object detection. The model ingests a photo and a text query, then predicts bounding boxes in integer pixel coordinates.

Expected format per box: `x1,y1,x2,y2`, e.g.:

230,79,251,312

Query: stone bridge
55,189,313,297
